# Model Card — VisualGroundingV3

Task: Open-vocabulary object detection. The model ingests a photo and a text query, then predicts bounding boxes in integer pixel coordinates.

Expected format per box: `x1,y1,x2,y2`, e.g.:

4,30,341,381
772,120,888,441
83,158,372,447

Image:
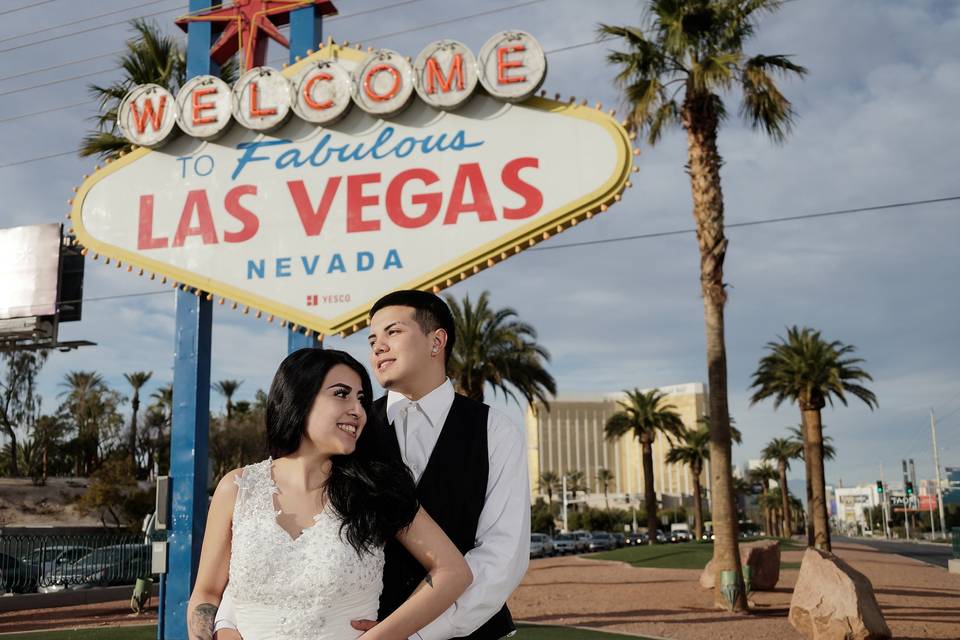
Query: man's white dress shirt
215,378,530,640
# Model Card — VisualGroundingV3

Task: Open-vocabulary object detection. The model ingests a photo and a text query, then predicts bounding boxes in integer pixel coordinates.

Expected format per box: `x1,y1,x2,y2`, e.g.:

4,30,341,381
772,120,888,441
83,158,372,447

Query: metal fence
0,534,162,594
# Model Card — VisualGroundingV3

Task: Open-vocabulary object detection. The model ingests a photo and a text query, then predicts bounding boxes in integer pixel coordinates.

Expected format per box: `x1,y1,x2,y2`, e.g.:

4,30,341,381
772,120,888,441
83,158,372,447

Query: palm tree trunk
129,393,140,476
802,408,831,551
778,461,792,538
692,461,704,542
684,94,746,610
760,484,771,534
642,437,658,544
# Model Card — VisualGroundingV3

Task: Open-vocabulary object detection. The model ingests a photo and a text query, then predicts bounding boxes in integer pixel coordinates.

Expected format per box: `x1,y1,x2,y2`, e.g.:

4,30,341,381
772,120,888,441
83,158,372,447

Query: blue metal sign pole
162,2,216,637
287,3,325,354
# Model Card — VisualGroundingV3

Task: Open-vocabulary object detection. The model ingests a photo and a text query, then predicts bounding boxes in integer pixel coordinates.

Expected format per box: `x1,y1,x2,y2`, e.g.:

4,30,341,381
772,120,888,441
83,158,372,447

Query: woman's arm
187,469,241,640
364,507,472,640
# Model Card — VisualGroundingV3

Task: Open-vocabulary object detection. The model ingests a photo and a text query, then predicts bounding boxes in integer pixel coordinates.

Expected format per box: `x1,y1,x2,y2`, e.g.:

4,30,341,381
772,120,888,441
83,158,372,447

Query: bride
187,348,472,640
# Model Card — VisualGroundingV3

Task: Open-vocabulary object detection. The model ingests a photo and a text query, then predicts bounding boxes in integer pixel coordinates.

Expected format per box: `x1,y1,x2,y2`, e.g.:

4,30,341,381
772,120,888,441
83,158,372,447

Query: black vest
371,393,515,640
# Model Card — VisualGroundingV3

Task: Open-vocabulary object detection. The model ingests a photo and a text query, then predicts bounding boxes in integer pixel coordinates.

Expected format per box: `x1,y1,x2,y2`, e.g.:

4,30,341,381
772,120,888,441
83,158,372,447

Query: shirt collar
385,378,455,428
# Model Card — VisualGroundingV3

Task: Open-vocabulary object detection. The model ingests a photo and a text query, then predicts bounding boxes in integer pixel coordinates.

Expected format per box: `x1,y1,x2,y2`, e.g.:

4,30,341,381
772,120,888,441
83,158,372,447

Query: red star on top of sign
176,0,338,71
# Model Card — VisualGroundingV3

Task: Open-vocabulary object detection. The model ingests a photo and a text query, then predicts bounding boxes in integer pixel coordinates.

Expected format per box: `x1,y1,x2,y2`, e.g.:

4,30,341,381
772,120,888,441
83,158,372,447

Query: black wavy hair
265,348,418,555
370,289,456,366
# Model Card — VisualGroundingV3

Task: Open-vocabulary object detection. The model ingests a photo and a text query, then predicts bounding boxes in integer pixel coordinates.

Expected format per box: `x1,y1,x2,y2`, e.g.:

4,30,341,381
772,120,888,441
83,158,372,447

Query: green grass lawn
0,624,653,640
588,537,804,570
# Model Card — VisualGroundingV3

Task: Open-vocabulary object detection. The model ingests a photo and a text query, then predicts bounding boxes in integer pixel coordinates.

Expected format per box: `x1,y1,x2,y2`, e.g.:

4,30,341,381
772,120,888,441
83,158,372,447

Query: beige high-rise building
526,383,709,507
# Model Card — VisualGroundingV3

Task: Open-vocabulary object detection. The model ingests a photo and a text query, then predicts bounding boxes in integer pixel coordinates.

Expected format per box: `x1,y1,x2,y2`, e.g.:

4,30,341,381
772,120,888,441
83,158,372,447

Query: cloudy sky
1,0,958,491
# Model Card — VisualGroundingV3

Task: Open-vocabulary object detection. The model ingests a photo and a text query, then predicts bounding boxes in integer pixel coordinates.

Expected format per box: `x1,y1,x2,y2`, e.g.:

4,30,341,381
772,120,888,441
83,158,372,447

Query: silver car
552,533,579,554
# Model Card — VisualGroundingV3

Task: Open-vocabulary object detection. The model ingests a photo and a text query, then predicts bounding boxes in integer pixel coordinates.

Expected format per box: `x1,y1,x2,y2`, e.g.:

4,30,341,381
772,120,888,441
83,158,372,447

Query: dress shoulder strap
232,458,276,518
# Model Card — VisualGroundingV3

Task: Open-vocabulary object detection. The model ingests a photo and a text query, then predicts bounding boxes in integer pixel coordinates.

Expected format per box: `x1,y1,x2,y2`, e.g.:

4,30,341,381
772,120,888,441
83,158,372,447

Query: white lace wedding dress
227,459,385,639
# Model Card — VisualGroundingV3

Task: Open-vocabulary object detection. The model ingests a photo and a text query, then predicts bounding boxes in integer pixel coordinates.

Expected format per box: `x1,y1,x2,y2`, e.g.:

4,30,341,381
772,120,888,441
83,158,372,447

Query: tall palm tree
787,423,835,545
123,371,152,475
81,19,236,159
605,389,685,544
58,371,108,475
749,463,778,536
665,426,709,541
539,471,560,504
151,383,173,422
596,468,615,509
749,326,877,551
213,380,243,421
600,0,805,609
565,470,586,501
445,292,556,407
761,436,802,538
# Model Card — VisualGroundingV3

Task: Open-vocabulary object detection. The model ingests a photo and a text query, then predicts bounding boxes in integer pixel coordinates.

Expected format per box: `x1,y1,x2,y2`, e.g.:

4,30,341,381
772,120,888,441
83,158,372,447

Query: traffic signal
876,481,884,495
905,481,914,496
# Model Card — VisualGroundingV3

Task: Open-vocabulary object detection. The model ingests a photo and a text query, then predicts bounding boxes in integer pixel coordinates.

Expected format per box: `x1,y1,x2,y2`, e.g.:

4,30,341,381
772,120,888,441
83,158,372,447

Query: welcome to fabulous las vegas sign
69,31,634,337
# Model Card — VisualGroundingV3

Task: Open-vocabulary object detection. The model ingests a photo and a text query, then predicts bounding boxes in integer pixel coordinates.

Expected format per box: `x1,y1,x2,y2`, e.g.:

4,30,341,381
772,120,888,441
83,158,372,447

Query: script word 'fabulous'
118,31,547,147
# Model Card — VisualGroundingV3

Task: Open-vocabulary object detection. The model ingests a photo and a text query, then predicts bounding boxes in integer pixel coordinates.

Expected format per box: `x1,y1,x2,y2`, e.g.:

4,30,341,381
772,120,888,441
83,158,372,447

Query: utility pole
880,464,890,539
902,459,911,540
561,474,569,533
931,409,947,540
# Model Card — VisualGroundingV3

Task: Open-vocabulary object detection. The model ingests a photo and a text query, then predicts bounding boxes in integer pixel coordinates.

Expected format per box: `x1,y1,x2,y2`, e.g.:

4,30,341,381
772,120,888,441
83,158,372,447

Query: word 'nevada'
118,31,547,148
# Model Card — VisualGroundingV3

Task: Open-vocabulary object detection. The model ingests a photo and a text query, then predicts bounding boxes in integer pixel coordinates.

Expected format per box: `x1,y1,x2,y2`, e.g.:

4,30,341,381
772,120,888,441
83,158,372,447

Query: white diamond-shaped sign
71,44,632,336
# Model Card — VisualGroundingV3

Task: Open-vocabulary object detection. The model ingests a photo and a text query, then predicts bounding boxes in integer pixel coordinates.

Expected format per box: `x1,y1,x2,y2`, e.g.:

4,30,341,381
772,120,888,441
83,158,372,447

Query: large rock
788,548,891,640
699,539,781,590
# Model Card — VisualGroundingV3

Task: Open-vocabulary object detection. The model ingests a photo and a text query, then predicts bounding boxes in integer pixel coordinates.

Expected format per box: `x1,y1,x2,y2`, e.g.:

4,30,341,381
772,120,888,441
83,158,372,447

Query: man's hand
350,619,379,633
213,630,243,640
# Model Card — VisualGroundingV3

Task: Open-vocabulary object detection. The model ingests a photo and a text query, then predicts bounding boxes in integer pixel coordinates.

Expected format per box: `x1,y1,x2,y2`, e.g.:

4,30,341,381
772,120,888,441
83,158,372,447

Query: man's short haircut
370,290,456,365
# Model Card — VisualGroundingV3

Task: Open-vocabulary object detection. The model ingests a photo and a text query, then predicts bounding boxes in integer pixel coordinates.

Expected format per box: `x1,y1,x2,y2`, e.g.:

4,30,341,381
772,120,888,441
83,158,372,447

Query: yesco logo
118,31,547,147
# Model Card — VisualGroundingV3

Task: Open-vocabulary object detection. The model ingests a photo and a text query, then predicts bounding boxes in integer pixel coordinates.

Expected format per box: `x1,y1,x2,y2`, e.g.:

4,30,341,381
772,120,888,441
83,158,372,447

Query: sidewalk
0,600,156,634
508,540,960,640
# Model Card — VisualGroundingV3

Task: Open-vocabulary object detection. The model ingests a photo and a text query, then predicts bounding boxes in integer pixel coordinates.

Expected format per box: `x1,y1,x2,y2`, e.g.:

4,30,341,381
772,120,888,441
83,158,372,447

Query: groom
353,290,530,639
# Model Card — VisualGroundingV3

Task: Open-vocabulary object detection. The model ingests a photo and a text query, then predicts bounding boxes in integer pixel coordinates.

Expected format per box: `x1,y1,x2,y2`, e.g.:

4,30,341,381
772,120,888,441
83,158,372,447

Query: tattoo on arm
424,574,434,588
189,603,218,640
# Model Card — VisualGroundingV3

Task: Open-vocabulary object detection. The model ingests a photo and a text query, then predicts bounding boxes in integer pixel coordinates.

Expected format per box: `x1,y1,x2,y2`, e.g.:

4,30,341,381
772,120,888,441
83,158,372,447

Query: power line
529,196,960,252
0,67,114,98
0,52,119,83
0,0,176,45
0,100,87,124
0,149,76,169
0,0,61,17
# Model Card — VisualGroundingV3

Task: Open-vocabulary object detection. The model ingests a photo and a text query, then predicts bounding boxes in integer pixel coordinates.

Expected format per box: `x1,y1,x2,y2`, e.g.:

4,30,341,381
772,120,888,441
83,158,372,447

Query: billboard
69,37,633,336
0,224,61,320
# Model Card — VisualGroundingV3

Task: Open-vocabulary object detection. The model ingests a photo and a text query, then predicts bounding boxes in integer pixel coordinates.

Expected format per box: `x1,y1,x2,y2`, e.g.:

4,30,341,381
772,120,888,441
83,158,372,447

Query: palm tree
213,380,243,421
81,19,236,159
539,471,560,504
597,468,615,509
565,470,586,502
787,423,835,545
445,292,556,407
605,389,685,544
600,0,806,609
761,436,802,538
750,326,877,551
749,463,778,536
123,371,152,475
665,426,709,541
58,371,108,475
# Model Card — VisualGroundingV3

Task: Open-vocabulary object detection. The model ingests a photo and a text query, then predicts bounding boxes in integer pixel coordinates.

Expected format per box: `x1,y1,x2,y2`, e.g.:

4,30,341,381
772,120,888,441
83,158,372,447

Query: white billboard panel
0,224,61,320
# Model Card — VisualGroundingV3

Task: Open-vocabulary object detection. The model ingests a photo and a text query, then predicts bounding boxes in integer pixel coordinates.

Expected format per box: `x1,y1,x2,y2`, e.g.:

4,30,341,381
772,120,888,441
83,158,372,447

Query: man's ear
432,328,448,356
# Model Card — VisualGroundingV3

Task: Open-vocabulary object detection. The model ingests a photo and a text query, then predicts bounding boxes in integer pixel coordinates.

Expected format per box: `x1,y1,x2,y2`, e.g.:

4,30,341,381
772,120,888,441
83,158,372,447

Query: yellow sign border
70,44,634,337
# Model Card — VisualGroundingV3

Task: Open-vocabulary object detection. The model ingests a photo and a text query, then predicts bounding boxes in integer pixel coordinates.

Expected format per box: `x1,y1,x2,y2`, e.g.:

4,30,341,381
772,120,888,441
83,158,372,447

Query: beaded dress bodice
228,459,385,639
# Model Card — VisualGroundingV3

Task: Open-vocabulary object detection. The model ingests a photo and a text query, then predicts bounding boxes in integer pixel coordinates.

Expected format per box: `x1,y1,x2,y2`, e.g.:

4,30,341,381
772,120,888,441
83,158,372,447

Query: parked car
22,545,92,588
39,544,152,592
552,533,579,555
625,532,648,546
529,535,545,559
0,552,35,594
587,532,616,552
571,531,592,552
612,533,626,548
530,533,554,558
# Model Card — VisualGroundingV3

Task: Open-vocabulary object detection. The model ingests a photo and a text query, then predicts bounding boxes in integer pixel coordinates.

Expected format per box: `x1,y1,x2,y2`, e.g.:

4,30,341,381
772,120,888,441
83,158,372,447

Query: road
835,535,954,568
